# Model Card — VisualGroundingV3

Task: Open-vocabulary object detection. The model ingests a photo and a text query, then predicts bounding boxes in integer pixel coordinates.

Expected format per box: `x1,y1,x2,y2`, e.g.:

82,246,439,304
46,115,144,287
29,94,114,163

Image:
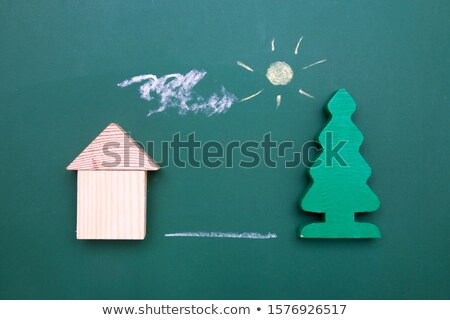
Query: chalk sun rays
236,36,326,108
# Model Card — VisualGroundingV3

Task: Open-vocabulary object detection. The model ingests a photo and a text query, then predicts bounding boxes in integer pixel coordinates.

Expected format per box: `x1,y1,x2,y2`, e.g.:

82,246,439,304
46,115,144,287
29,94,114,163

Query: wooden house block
67,123,159,240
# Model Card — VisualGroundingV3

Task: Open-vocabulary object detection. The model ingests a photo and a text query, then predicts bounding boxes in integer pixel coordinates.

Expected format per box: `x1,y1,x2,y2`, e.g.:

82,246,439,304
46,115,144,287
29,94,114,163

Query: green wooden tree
299,89,381,238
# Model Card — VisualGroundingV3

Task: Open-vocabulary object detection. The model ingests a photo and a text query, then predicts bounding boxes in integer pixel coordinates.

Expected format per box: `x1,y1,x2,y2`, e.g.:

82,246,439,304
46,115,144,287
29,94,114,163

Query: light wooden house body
67,123,159,240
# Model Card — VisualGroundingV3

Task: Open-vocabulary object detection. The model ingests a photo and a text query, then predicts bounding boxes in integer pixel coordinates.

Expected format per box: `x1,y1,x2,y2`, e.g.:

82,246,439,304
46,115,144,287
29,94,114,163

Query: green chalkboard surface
0,0,449,299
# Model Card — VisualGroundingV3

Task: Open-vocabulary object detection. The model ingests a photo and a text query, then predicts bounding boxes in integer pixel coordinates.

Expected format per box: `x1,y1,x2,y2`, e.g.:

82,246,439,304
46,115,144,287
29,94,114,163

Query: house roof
66,123,160,171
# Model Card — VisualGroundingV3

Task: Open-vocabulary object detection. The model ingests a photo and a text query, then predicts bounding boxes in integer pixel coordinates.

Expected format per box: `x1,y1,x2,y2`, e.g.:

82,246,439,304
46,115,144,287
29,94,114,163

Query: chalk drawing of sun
237,36,326,108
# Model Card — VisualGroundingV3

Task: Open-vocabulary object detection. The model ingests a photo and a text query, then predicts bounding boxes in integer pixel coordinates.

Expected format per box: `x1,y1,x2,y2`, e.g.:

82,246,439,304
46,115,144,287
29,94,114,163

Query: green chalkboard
0,0,449,299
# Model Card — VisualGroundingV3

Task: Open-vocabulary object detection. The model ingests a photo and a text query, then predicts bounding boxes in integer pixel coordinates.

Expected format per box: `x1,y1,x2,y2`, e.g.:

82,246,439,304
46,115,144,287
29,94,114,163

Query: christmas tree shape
299,89,381,238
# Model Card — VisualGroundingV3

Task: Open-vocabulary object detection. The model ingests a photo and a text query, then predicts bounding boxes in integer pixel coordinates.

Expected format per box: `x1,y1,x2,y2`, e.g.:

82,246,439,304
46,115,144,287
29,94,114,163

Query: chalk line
299,89,315,99
164,232,278,239
271,38,275,51
294,36,303,55
237,61,254,72
276,95,281,108
240,89,263,102
302,59,327,70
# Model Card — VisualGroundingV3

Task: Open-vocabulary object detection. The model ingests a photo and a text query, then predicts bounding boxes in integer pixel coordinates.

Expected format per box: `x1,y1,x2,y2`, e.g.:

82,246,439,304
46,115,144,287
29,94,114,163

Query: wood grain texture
67,123,159,171
77,170,147,239
299,89,381,238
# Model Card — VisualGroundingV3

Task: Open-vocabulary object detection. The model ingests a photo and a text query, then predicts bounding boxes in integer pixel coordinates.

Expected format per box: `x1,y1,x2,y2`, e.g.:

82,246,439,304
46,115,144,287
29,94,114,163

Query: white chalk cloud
118,70,237,116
